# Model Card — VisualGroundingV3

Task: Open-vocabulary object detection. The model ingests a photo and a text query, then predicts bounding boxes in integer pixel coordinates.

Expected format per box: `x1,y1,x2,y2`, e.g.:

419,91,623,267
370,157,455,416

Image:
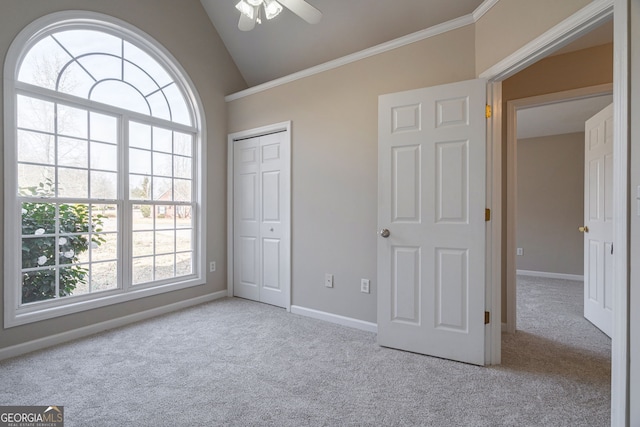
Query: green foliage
20,180,105,303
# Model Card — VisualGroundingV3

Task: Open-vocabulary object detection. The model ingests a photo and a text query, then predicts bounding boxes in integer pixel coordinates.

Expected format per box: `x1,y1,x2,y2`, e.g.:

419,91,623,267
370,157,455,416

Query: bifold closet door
233,131,289,308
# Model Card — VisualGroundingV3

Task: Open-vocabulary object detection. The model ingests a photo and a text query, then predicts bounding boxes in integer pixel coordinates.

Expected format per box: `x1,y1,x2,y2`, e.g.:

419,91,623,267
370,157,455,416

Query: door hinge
485,104,492,119
485,208,491,221
484,311,490,324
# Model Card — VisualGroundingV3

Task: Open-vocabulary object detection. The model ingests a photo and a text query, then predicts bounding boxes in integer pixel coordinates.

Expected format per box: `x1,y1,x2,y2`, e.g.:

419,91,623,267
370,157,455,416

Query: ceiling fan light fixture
246,0,263,6
263,0,283,20
235,0,256,20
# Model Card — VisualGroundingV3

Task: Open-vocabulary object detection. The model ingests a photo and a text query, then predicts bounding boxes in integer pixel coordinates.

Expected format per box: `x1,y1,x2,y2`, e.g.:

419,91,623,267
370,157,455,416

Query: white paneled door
378,79,487,366
233,130,290,309
583,104,614,337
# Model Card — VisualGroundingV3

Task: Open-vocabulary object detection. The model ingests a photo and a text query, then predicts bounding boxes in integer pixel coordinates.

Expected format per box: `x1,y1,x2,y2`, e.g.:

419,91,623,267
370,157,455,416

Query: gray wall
516,133,584,276
0,0,246,350
228,26,477,323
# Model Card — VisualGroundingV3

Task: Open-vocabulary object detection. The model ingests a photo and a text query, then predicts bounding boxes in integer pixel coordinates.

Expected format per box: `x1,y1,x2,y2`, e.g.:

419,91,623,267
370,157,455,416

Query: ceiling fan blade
278,0,322,24
238,12,257,31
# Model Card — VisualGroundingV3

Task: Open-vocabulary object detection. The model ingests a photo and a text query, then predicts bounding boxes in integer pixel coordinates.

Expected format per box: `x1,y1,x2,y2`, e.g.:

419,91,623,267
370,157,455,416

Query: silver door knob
380,228,390,238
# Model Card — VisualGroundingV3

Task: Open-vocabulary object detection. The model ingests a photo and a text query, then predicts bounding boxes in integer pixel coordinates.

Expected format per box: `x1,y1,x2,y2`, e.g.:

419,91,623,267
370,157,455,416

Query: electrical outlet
209,261,216,272
361,278,370,293
325,273,333,288
516,248,523,256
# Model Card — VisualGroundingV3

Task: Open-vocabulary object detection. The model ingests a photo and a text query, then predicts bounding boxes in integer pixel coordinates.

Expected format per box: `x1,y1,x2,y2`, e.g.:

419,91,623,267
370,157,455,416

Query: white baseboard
0,290,227,362
290,305,378,334
516,269,584,281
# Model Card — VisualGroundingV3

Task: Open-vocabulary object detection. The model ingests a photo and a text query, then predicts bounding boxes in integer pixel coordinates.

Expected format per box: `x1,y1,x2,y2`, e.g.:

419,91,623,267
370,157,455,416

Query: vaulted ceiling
200,0,485,87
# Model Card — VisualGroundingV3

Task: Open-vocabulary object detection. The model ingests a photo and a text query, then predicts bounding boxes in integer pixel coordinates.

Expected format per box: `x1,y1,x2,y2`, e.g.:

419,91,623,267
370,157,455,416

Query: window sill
5,277,206,328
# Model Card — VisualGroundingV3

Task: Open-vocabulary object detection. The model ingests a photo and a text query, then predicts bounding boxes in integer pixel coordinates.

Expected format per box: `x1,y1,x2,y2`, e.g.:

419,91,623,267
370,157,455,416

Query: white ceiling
200,0,485,86
517,95,613,140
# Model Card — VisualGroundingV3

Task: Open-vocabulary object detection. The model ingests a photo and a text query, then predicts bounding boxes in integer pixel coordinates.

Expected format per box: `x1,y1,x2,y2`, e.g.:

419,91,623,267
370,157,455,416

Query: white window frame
4,11,207,327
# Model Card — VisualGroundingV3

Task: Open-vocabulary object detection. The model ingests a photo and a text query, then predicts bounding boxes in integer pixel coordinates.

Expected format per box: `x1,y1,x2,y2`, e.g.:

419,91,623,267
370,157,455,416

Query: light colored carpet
0,277,610,426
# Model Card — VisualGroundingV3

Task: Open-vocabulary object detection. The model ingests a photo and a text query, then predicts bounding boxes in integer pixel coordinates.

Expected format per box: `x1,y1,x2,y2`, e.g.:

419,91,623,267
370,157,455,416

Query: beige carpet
0,276,610,426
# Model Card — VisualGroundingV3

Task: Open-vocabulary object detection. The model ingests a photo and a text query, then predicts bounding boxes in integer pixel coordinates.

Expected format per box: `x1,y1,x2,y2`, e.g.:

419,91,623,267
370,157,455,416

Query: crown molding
472,0,500,21
225,13,475,102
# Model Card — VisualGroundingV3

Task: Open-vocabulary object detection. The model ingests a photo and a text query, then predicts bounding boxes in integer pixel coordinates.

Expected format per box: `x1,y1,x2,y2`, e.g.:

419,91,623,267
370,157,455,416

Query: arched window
4,12,205,326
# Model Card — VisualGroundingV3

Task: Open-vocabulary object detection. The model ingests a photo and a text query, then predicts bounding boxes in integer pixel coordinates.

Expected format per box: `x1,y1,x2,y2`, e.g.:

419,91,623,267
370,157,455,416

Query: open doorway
511,91,613,336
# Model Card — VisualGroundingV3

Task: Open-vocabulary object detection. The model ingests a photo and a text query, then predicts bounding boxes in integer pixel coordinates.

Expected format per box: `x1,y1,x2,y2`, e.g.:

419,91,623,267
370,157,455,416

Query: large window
5,13,205,326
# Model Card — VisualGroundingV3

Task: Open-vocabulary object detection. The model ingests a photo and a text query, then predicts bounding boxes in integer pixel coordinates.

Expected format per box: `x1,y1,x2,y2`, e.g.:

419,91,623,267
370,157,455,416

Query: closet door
233,131,289,308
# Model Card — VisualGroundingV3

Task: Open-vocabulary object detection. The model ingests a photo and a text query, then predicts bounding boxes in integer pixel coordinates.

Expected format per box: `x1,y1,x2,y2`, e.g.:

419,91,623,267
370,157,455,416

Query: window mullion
121,115,132,292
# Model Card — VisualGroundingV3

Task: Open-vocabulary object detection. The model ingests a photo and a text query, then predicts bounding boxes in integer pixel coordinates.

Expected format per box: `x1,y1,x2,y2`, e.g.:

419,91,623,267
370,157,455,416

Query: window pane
124,41,172,87
155,254,174,280
60,265,89,296
130,174,151,200
176,252,193,277
132,205,153,230
22,269,57,303
174,132,192,157
22,236,56,268
77,54,121,82
57,61,94,98
90,112,117,144
123,61,159,96
58,167,88,198
147,91,170,121
92,233,117,262
18,36,69,90
155,229,174,255
90,171,117,199
57,104,88,139
175,207,193,228
129,148,151,175
53,30,121,58
153,177,172,200
174,179,192,202
22,202,56,234
176,229,192,252
59,204,91,234
133,231,154,257
58,137,88,168
129,122,151,149
153,152,172,177
91,80,150,115
90,142,117,171
74,234,91,264
153,127,172,153
18,130,55,165
17,96,54,133
174,156,191,179
92,204,117,232
164,83,192,125
18,164,55,195
133,256,153,285
155,206,174,229
91,261,118,291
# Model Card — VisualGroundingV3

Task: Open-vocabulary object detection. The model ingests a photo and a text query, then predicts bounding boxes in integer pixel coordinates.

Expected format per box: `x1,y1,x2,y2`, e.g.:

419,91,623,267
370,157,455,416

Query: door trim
480,0,628,420
227,121,292,311
505,84,613,334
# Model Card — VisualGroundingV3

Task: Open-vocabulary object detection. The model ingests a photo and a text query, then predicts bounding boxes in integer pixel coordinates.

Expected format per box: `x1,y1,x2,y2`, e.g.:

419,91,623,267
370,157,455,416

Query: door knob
578,226,589,233
380,228,390,238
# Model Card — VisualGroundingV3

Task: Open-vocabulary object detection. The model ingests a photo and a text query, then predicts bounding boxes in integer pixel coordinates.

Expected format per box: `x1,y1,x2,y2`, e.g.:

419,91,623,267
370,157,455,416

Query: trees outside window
5,13,204,326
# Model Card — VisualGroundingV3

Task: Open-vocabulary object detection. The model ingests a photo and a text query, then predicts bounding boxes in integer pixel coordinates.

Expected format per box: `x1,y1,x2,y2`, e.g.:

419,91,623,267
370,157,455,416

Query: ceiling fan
235,0,322,31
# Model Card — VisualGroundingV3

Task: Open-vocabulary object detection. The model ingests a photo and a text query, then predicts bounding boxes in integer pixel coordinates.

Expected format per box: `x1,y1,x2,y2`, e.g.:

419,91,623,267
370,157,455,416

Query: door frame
480,0,629,421
505,84,613,334
227,121,292,311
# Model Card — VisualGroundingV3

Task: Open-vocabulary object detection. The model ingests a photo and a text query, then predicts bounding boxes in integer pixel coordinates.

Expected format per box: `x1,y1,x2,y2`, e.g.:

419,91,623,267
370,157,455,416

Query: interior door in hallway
583,103,613,337
233,131,290,308
377,79,487,365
